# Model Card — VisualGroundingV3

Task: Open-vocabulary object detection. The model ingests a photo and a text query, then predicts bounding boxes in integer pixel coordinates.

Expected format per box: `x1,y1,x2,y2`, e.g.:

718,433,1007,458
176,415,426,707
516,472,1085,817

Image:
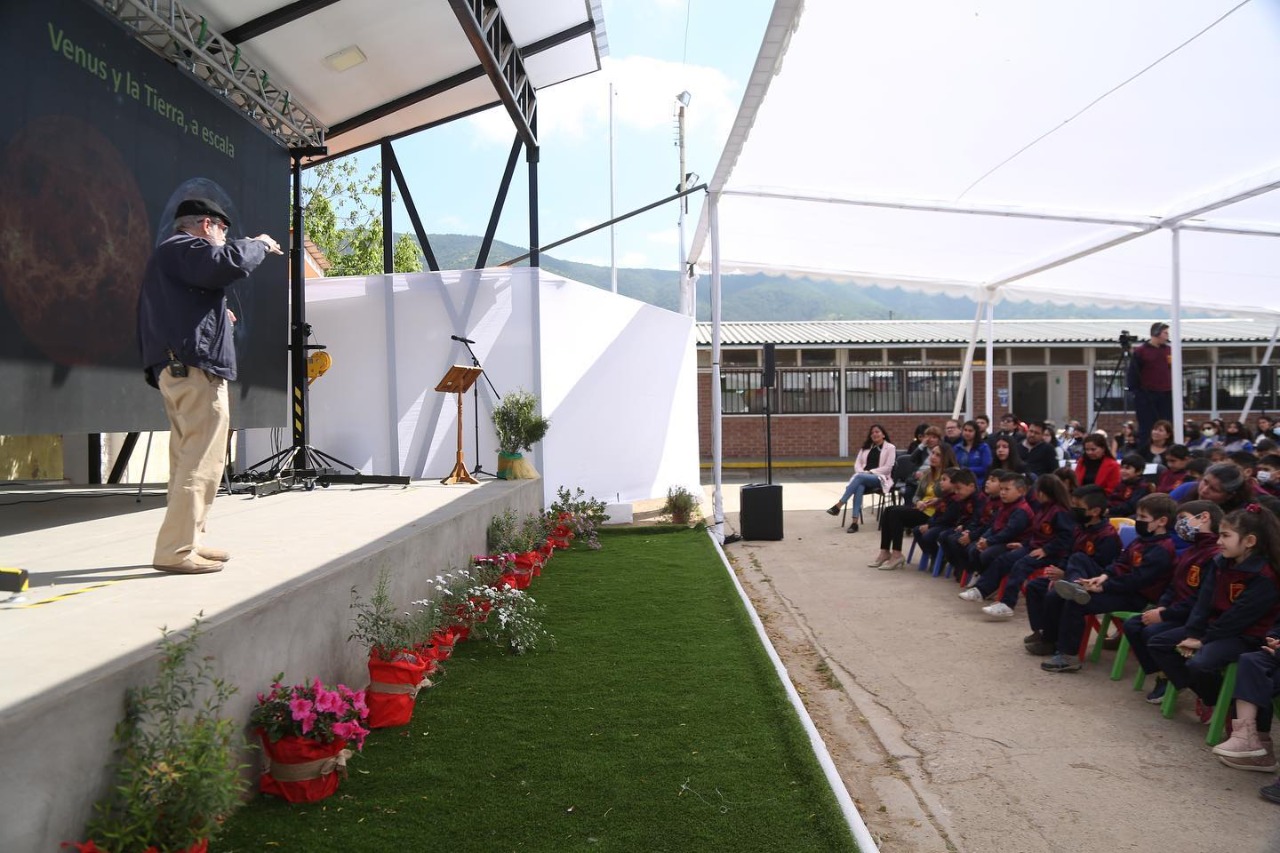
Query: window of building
1183,367,1211,411
887,347,924,365
719,370,764,414
846,348,885,365
776,348,802,366
926,347,965,365
1181,348,1212,365
845,369,902,413
723,349,759,367
697,349,712,368
775,369,840,413
904,369,962,413
1216,366,1275,412
1048,347,1085,365
1219,346,1257,365
1093,362,1126,411
799,348,838,366
1010,347,1047,365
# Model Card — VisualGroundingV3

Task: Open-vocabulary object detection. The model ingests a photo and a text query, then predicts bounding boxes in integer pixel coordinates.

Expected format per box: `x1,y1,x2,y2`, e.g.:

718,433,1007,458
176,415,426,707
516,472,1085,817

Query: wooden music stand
436,365,485,484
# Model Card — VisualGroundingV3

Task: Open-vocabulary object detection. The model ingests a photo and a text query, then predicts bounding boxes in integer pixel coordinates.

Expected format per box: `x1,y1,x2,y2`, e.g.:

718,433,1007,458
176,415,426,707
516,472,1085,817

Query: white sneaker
958,588,983,602
982,602,1015,619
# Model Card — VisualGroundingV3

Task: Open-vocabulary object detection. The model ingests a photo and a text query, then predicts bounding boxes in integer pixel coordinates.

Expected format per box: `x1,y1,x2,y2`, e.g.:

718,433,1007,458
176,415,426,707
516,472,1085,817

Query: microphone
450,335,475,344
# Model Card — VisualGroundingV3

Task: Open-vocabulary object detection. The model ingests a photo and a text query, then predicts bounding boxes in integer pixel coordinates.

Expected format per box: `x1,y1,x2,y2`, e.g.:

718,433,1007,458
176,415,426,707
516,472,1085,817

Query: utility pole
676,90,692,315
609,82,617,294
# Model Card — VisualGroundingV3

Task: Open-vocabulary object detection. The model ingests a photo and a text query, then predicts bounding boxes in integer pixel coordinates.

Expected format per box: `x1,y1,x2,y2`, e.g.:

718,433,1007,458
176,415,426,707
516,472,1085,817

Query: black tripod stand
1088,331,1133,436
450,334,501,479
236,147,409,496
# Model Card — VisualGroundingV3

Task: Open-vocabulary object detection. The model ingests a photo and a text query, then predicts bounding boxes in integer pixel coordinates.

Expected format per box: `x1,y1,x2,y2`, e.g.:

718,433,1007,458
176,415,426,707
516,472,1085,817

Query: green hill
405,233,1167,322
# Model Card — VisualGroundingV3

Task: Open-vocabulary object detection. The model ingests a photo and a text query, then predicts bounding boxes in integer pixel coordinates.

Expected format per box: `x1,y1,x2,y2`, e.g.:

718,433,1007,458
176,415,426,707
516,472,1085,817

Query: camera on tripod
1118,330,1134,354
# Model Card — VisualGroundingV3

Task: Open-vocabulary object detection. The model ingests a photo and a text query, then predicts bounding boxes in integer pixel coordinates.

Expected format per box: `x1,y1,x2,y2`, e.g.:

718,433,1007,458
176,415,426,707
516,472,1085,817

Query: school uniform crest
1040,522,1052,535
1187,565,1201,587
1229,582,1245,602
1084,541,1095,555
1132,550,1143,566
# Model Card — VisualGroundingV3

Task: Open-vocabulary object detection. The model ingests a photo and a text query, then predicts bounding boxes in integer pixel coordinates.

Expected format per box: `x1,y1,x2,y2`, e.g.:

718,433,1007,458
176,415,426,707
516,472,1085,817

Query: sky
380,0,775,272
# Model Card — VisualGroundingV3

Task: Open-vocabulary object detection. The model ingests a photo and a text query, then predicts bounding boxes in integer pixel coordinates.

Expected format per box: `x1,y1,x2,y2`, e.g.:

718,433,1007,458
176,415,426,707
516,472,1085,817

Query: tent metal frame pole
985,301,995,424
952,300,985,420
1241,324,1280,422
710,193,724,543
1170,227,1185,444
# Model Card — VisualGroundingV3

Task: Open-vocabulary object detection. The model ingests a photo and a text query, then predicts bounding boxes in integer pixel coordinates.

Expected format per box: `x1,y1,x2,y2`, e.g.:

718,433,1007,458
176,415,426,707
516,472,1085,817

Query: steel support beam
222,0,341,44
448,0,537,149
94,0,325,148
476,135,524,268
384,144,440,271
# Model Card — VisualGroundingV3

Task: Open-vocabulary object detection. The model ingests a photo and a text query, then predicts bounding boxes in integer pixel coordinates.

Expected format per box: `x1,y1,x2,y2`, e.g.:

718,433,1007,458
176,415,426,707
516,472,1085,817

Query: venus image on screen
0,115,150,366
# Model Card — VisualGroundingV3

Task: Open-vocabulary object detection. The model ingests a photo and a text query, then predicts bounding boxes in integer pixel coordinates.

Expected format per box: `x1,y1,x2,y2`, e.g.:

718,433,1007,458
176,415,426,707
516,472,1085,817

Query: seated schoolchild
1122,500,1223,703
1109,453,1155,518
1169,458,1211,503
1155,444,1192,494
913,468,977,566
965,475,1075,620
956,472,1032,598
1149,505,1280,722
1214,629,1280,780
1257,454,1280,498
940,469,1002,582
1039,493,1178,673
1024,485,1120,655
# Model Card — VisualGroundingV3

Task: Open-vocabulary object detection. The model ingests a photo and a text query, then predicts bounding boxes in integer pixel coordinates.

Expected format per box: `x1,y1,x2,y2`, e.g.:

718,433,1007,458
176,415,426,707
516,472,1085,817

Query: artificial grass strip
217,528,858,852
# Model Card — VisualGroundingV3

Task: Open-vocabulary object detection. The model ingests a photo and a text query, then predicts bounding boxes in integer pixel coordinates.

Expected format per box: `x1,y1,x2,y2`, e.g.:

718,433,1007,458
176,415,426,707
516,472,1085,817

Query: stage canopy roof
688,0,1280,321
117,0,607,158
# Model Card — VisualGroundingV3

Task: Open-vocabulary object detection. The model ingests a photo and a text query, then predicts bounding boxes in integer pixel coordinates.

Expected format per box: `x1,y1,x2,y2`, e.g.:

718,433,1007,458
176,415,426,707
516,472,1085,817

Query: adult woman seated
1075,433,1122,493
868,443,958,569
1142,419,1175,465
827,424,896,533
1197,461,1258,513
954,420,993,483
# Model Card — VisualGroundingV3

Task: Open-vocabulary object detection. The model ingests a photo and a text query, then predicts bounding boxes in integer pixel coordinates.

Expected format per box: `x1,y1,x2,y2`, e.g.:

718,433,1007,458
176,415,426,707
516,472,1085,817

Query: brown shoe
153,555,224,574
196,546,231,562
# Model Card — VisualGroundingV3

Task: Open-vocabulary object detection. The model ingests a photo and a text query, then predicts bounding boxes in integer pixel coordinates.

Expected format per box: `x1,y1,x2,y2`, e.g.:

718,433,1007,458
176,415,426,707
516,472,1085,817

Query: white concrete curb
707,531,880,853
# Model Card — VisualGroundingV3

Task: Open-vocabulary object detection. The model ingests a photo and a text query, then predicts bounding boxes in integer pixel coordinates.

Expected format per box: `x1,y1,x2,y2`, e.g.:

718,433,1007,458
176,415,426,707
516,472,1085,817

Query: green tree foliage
301,158,422,276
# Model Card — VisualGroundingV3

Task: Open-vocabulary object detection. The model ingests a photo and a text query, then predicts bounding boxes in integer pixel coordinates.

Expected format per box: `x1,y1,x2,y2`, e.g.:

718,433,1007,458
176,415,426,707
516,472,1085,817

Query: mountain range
409,233,1167,322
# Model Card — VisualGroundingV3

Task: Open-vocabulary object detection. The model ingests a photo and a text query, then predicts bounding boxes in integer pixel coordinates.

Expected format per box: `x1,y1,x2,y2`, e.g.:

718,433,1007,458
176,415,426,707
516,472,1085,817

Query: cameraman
1125,322,1173,447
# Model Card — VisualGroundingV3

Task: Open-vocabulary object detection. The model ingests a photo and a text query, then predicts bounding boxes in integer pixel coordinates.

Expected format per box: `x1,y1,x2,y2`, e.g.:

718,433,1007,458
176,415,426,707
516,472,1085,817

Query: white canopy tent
688,0,1280,541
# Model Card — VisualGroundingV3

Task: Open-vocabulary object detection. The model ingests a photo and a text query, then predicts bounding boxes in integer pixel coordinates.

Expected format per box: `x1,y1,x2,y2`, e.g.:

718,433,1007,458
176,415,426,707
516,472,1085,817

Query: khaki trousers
154,367,230,563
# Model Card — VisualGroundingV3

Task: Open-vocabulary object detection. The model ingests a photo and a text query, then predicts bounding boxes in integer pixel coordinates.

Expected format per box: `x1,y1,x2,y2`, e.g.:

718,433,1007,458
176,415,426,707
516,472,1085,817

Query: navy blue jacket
137,232,268,384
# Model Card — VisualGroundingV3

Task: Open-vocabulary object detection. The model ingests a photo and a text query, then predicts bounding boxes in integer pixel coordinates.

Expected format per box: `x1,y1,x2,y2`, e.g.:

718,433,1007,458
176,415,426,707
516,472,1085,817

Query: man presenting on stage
1126,321,1173,448
137,197,281,574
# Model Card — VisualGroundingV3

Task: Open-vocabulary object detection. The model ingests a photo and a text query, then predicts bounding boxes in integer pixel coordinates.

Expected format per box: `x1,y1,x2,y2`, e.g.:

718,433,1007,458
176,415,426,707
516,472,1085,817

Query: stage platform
0,478,542,853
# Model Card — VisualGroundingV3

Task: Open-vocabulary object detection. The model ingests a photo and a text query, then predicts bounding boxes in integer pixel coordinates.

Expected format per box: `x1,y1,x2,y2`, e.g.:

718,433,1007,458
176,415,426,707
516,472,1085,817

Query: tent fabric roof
187,0,607,158
693,318,1276,348
687,1,1280,320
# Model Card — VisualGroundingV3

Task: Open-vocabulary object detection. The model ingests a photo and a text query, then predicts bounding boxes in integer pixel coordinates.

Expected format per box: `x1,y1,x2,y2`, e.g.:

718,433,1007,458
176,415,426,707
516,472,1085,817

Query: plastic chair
840,482,888,529
1160,661,1239,746
1116,525,1138,549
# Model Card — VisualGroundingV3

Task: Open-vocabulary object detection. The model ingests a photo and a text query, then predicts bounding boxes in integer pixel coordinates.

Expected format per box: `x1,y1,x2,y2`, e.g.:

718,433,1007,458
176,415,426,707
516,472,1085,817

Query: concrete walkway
712,470,1280,853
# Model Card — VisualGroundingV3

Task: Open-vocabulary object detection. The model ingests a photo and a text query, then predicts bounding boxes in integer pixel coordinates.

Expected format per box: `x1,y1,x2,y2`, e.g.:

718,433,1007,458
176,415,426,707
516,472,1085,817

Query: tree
300,157,423,276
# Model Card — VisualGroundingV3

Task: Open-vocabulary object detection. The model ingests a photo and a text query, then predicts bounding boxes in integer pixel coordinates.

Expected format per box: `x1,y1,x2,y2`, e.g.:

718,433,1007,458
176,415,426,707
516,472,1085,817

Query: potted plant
549,485,610,550
249,676,369,803
663,485,701,525
463,582,555,655
349,570,433,729
74,617,244,853
491,389,550,479
488,510,550,586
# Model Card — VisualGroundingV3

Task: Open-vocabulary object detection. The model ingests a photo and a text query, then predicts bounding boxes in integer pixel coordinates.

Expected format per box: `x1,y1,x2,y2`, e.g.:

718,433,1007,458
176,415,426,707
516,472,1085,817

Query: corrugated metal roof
694,319,1275,347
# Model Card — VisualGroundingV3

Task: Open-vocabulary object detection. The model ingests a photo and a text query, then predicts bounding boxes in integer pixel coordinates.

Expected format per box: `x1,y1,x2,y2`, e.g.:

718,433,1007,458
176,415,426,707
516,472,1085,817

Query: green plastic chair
1160,661,1239,746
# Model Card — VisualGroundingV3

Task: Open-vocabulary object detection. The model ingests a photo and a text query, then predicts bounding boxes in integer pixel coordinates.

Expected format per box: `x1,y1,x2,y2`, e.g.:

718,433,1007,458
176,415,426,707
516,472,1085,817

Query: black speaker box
762,342,776,388
740,483,783,540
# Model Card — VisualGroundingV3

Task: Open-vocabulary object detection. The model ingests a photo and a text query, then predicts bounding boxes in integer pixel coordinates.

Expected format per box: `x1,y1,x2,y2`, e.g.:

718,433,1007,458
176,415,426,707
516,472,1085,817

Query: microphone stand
453,337,501,479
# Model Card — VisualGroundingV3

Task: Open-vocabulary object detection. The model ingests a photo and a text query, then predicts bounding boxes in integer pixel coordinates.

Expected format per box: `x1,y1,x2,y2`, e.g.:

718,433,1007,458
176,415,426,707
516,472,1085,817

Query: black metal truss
448,0,537,150
222,0,342,44
93,0,326,148
476,135,524,269
382,143,440,272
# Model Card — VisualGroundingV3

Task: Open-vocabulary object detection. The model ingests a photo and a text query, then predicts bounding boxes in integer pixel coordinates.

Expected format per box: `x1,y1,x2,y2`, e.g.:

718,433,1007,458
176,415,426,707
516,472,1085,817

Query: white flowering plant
412,568,553,655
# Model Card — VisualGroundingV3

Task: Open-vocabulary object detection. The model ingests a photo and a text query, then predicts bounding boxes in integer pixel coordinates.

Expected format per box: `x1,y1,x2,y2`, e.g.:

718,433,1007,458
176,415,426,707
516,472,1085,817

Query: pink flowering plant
249,675,370,750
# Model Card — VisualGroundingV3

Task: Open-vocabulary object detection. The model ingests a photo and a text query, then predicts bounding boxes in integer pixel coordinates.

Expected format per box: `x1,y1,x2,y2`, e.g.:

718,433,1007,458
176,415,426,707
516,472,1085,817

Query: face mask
1202,429,1216,437
1259,470,1273,483
1071,507,1090,524
1134,519,1153,537
1174,516,1198,542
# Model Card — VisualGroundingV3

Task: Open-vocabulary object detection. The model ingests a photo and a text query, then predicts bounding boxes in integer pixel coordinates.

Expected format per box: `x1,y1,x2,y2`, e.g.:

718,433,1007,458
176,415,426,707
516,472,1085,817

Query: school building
696,318,1277,460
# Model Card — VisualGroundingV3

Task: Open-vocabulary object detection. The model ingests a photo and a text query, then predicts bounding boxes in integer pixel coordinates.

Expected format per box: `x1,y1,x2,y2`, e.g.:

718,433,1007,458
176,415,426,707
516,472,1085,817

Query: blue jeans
839,472,881,516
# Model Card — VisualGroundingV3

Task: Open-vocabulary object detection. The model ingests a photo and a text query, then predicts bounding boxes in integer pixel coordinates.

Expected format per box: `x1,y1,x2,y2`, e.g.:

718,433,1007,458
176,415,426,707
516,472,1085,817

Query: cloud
466,56,739,148
646,229,679,247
